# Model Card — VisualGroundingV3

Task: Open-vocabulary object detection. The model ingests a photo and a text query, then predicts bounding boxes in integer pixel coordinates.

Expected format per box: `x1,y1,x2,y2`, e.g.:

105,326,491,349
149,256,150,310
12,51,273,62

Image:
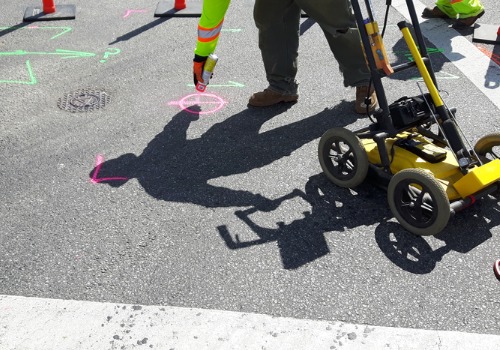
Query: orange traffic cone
24,0,76,22
155,0,202,17
174,0,186,10
42,0,56,14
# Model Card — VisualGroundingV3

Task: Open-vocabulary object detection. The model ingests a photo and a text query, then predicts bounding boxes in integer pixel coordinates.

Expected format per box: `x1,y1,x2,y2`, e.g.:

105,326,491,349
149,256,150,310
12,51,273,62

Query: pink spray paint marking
90,154,129,184
476,45,500,66
123,9,147,18
168,93,227,115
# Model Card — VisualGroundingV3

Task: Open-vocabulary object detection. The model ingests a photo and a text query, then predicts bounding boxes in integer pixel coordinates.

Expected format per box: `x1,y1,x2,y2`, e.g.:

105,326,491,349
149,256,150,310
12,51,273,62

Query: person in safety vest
193,0,377,114
193,0,230,88
422,0,485,29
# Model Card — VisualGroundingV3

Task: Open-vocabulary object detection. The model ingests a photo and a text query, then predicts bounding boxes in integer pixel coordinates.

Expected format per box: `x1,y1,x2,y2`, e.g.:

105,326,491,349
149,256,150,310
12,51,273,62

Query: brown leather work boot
421,6,448,19
355,85,377,114
248,89,298,107
452,9,485,29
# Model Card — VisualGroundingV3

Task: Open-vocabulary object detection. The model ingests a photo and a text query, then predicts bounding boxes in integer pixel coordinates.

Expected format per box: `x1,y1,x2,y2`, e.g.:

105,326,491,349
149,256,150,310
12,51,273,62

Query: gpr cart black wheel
388,168,450,236
474,133,500,162
318,127,369,188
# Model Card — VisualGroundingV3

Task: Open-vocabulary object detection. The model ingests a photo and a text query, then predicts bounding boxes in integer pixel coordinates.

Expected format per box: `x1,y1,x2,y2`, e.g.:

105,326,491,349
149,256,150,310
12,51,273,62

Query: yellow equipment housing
362,133,500,201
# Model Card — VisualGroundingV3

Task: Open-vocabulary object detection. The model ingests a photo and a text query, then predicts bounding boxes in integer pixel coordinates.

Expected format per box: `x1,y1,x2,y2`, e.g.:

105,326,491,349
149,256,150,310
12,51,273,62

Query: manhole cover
58,88,110,112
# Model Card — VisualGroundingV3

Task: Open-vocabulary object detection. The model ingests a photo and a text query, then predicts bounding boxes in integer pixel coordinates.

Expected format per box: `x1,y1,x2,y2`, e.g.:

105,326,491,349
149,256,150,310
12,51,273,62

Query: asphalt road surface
1,0,499,348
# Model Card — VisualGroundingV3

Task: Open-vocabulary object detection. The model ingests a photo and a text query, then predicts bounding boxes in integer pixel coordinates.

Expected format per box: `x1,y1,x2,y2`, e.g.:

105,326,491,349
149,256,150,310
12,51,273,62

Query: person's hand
193,54,207,86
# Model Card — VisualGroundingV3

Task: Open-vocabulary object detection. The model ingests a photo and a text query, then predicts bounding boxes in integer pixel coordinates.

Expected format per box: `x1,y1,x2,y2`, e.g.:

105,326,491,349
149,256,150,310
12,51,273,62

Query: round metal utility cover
58,88,110,112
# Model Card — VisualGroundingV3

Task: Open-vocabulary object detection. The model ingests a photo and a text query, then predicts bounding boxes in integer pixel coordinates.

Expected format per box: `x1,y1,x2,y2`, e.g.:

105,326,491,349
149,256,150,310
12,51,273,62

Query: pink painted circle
175,93,227,115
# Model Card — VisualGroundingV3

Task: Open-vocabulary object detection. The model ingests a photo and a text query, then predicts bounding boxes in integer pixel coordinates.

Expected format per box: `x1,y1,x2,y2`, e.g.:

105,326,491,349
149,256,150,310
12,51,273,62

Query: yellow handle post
398,22,443,107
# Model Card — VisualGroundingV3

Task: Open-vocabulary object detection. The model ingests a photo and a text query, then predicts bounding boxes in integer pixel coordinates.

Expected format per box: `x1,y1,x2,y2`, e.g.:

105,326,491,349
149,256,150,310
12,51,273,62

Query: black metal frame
349,0,499,212
350,0,466,170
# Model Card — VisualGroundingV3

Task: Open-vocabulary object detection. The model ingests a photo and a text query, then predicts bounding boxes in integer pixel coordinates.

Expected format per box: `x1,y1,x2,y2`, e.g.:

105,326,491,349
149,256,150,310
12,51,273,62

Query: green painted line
187,81,245,88
394,47,445,62
0,60,37,85
411,71,460,81
0,49,96,59
0,26,72,40
46,27,73,40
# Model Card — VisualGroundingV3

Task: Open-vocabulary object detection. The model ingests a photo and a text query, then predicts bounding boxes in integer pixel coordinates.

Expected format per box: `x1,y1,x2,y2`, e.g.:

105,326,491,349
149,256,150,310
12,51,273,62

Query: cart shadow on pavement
89,100,359,210
375,196,500,274
217,171,500,271
217,173,387,269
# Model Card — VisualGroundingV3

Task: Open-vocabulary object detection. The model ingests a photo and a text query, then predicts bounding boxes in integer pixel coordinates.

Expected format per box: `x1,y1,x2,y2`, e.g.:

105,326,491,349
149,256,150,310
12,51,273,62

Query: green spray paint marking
0,48,119,84
0,26,72,40
0,49,96,59
392,47,458,80
187,81,245,88
411,71,460,81
100,48,121,63
394,47,445,62
0,60,37,85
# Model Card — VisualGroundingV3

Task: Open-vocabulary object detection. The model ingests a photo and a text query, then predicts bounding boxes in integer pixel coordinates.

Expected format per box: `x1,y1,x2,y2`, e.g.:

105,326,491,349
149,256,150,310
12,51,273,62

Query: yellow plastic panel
361,134,465,200
453,159,500,198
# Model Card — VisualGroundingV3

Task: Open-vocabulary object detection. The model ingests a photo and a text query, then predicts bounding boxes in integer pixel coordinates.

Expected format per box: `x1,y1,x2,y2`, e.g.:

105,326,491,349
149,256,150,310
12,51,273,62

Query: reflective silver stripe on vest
198,21,223,41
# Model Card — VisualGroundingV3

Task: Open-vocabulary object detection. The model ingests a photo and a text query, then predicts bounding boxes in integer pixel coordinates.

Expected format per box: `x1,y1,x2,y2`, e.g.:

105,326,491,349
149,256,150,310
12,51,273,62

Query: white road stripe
1,295,499,350
392,0,500,109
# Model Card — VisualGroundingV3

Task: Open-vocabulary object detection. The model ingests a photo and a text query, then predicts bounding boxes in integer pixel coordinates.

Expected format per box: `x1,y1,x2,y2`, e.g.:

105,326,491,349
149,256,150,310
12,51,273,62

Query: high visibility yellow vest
435,0,484,19
195,0,231,57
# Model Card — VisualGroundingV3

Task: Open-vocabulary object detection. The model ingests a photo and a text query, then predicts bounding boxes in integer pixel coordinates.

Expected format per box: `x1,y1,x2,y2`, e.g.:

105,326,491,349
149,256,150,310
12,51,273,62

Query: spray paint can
196,53,218,93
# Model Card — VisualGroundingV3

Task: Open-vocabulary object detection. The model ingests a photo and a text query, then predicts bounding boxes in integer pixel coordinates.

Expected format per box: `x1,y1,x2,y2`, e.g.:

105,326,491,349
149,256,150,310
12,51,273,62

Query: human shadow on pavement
375,196,500,274
217,173,386,269
90,101,358,209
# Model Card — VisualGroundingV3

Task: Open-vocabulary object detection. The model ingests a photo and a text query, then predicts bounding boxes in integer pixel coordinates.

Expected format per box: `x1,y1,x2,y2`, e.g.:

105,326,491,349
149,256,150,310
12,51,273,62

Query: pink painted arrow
90,154,128,183
123,9,147,18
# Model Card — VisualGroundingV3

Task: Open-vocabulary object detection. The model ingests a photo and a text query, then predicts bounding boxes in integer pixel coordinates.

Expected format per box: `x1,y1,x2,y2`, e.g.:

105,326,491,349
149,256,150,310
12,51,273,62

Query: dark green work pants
254,0,370,95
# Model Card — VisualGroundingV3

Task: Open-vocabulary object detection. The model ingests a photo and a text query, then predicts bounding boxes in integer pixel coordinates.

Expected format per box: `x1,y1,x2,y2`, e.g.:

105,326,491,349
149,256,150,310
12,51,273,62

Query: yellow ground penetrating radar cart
318,0,500,236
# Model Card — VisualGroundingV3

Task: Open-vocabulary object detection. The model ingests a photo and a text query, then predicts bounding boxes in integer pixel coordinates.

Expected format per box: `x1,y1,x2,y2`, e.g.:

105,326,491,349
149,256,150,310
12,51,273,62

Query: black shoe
452,10,485,29
422,6,448,19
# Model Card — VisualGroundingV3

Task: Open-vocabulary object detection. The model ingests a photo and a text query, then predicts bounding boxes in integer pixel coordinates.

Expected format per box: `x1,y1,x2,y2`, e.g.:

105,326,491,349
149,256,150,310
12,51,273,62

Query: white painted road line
1,295,499,350
393,0,500,109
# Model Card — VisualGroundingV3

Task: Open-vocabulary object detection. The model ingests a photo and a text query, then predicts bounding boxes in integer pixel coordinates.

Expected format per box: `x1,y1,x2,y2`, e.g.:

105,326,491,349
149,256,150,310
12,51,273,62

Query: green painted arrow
411,71,460,81
0,60,37,85
187,81,245,88
395,47,445,62
0,49,96,59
